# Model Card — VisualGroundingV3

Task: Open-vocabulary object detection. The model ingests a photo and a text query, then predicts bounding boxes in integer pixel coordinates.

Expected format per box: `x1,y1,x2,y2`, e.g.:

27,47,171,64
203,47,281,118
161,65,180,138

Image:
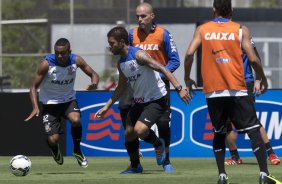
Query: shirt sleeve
162,29,180,77
129,29,134,46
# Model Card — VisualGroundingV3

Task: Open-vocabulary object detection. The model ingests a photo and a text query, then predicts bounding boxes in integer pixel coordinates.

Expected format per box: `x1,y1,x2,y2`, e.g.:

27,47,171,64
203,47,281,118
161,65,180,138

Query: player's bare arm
24,60,49,122
95,63,128,118
135,50,191,104
76,55,100,90
184,27,201,94
242,26,268,93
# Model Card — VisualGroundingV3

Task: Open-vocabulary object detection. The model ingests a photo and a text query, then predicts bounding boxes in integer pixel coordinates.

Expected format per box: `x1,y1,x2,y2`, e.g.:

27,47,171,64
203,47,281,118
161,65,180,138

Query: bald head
136,2,155,32
136,2,154,14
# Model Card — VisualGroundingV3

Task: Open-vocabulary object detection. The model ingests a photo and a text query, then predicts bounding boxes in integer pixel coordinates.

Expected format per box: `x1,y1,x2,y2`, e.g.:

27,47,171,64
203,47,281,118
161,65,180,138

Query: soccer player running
95,26,189,174
225,39,280,166
184,0,281,183
25,38,99,168
118,2,180,173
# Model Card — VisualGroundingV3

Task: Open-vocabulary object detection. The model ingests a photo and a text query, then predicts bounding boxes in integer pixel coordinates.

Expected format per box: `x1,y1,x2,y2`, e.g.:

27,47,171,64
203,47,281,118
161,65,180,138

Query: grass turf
0,157,281,184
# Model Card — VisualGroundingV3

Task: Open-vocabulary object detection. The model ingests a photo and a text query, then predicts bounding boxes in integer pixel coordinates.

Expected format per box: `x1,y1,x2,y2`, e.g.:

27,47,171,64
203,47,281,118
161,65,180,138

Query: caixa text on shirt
51,78,74,85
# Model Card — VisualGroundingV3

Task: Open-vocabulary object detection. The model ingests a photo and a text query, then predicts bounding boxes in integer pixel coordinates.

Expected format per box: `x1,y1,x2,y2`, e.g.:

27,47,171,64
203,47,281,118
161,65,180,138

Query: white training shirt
119,46,167,103
39,54,77,104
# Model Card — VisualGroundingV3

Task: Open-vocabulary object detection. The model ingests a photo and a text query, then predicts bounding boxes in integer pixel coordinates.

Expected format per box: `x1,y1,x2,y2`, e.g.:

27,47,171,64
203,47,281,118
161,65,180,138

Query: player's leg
121,124,143,174
259,127,281,165
134,98,167,165
120,103,143,174
225,125,242,165
47,134,63,165
231,96,281,183
246,81,280,165
157,111,174,172
156,80,174,172
66,100,88,168
206,97,229,183
42,104,64,165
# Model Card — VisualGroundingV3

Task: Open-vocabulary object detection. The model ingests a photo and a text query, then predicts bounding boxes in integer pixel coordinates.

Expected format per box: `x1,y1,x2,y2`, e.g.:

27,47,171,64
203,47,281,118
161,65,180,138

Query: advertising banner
66,90,282,157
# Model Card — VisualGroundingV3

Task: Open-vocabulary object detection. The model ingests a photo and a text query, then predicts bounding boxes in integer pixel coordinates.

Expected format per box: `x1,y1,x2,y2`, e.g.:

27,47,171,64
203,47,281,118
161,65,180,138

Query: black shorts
206,96,261,134
226,82,259,132
246,81,256,101
157,80,171,124
41,100,80,136
126,97,167,128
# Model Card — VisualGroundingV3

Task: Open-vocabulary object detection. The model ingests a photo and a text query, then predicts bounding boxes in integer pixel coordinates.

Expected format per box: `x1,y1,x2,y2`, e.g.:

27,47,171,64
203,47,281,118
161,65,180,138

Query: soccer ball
9,155,31,176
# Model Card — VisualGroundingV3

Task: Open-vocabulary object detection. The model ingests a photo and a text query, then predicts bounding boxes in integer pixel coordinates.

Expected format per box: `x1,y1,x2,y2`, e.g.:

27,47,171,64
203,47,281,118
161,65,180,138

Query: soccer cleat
218,173,229,184
268,153,280,165
120,164,143,174
259,174,282,184
73,150,88,168
162,160,175,173
50,144,63,165
155,138,166,165
224,158,243,165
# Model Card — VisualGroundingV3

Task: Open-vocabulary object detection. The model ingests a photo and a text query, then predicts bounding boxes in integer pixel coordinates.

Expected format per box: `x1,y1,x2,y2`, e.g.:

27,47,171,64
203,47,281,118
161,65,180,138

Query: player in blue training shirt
225,39,280,166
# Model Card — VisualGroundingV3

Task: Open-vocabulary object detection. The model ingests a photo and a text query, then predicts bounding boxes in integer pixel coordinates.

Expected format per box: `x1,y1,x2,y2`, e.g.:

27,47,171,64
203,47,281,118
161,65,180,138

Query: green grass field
0,157,281,184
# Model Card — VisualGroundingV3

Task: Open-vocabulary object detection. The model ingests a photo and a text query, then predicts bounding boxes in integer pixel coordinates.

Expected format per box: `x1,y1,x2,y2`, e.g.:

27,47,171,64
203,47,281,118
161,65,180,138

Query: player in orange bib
184,0,281,183
118,2,180,173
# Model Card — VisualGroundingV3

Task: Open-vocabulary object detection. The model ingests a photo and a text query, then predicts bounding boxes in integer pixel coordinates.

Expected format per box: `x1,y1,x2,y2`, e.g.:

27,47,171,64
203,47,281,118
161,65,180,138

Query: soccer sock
71,126,82,152
230,149,240,160
143,129,161,148
248,129,269,175
125,139,140,168
165,152,170,162
157,112,171,148
47,141,59,153
157,116,171,161
265,142,275,156
213,133,226,175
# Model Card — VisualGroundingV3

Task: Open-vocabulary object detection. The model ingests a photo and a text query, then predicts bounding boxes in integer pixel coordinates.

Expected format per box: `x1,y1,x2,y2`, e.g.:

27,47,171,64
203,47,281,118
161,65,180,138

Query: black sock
165,152,170,162
71,126,82,152
143,129,161,148
47,141,59,153
125,139,140,168
265,142,274,156
248,130,269,175
230,149,240,160
213,133,226,175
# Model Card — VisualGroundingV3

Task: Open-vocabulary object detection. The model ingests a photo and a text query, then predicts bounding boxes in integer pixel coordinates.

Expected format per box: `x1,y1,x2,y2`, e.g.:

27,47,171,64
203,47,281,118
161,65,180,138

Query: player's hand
86,83,98,90
184,78,197,97
253,80,262,96
94,106,108,119
178,89,192,104
260,77,268,94
24,108,40,122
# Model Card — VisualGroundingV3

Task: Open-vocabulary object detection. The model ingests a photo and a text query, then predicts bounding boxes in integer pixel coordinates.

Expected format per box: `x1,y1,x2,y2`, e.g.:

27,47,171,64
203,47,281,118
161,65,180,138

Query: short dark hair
55,38,70,48
213,0,232,18
107,26,129,45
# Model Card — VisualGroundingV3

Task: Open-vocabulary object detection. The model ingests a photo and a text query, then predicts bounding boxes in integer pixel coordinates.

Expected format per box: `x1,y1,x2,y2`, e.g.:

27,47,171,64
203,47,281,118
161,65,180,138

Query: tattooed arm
135,50,191,104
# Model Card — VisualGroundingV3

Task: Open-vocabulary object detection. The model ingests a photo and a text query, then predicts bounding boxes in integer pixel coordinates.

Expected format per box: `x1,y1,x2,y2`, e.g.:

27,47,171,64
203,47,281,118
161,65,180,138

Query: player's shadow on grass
239,162,258,165
142,169,166,174
34,172,85,175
